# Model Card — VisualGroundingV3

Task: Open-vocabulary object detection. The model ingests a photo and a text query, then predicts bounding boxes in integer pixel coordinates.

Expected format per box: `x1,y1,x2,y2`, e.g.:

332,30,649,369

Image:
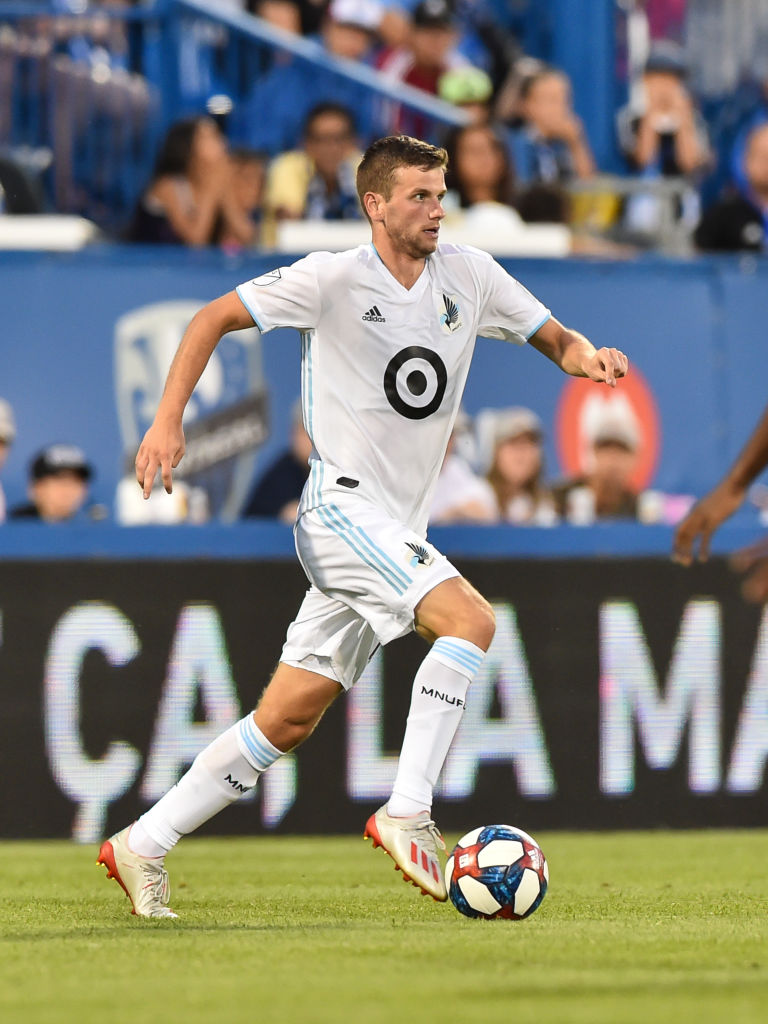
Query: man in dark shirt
10,444,93,522
242,402,311,521
553,409,640,523
695,123,768,252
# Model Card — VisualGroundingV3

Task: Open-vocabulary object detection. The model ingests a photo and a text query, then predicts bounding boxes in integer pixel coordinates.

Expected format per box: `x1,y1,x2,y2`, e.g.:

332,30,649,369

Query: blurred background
2,0,768,842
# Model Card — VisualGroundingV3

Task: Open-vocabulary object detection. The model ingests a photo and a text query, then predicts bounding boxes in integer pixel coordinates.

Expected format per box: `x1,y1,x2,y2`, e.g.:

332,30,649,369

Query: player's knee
448,593,495,651
471,597,495,651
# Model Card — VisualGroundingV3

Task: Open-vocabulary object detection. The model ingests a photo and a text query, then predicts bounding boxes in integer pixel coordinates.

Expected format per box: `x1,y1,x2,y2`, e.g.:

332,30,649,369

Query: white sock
387,637,484,818
129,715,283,857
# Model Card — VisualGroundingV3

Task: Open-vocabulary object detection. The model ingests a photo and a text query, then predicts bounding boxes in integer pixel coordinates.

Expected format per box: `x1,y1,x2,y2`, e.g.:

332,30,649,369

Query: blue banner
1,248,766,519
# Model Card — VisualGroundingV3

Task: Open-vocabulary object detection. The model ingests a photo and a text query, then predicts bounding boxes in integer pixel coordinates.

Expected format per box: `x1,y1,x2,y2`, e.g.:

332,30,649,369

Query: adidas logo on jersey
362,305,386,322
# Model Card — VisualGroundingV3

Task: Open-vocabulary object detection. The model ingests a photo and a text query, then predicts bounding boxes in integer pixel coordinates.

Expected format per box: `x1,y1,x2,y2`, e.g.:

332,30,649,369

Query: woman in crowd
444,122,516,209
128,117,257,247
481,407,557,526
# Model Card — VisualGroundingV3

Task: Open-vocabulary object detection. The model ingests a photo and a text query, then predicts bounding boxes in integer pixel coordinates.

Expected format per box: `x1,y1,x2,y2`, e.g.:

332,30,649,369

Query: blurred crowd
3,0,768,254
0,389,696,528
124,0,768,254
3,1,768,527
238,398,696,530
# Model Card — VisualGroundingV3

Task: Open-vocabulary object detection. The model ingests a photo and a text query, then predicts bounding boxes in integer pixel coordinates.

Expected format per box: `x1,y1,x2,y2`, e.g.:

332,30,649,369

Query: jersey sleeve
476,255,551,345
235,256,321,332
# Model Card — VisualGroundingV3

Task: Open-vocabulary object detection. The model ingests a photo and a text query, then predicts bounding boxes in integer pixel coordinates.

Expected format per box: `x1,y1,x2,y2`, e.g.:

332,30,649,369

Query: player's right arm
135,290,254,498
673,403,768,565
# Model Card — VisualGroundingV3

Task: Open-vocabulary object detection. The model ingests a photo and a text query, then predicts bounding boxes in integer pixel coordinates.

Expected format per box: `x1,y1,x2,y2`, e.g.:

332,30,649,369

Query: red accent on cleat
97,839,137,915
364,809,445,902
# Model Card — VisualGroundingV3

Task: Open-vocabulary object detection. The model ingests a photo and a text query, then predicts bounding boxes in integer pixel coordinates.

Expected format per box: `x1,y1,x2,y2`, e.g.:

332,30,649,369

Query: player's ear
364,191,384,221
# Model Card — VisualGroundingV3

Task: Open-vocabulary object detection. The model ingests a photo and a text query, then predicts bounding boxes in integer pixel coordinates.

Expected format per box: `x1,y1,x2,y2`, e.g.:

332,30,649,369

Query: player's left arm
528,316,628,388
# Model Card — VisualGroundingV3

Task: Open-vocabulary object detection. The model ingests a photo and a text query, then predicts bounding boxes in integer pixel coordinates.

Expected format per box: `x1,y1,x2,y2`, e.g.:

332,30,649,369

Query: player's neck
371,239,427,291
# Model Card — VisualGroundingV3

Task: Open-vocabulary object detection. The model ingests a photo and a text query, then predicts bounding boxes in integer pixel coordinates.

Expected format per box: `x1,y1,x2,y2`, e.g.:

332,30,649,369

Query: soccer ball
445,824,549,920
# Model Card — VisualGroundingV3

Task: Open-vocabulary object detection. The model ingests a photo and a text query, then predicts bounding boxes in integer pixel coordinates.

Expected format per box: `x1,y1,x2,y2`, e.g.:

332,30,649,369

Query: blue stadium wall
3,247,768,507
2,248,768,840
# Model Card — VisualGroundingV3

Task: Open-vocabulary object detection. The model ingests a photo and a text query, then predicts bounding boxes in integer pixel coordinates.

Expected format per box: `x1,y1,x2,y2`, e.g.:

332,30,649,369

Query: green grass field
2,831,767,1024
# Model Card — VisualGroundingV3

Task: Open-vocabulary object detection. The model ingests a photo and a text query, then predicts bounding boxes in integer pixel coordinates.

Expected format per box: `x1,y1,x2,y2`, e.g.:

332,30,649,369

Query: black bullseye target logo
383,346,447,420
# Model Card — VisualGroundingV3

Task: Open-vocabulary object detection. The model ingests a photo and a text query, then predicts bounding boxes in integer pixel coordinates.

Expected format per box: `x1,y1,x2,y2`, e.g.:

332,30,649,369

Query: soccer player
98,135,628,918
673,402,768,601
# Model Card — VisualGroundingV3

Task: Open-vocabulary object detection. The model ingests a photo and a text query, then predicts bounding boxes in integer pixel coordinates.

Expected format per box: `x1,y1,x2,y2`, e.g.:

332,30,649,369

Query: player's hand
582,347,628,388
671,482,746,566
135,418,186,498
731,539,768,603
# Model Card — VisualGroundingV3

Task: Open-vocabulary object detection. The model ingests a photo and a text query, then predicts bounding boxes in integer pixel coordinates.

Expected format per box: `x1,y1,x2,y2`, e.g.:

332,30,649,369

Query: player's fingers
697,526,714,563
606,348,627,384
671,522,695,565
141,456,159,499
730,537,768,573
171,443,185,469
596,347,619,388
135,449,148,488
742,561,768,603
160,456,174,494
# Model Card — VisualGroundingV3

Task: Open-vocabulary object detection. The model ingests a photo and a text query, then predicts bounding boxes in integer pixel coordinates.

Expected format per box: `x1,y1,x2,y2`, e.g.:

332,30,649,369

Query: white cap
328,0,383,31
474,406,543,473
590,406,639,451
491,406,543,444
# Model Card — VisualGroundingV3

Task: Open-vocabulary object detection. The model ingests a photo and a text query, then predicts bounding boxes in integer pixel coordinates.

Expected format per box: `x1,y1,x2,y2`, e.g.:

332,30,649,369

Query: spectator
379,0,472,138
127,117,256,248
234,0,384,156
552,409,640,524
219,148,267,250
478,407,557,526
617,42,710,180
616,42,711,239
695,122,768,252
242,403,312,522
252,0,303,33
263,103,363,221
728,77,768,195
0,400,16,523
438,65,495,125
9,445,95,523
508,66,596,187
444,122,515,208
441,123,572,255
429,415,497,525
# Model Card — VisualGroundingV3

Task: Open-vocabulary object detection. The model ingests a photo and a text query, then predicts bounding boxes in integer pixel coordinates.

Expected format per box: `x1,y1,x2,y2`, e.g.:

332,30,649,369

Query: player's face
379,166,446,258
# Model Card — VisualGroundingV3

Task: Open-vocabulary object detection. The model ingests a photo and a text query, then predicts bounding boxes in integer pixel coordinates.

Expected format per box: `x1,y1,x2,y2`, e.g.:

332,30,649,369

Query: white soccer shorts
280,495,459,690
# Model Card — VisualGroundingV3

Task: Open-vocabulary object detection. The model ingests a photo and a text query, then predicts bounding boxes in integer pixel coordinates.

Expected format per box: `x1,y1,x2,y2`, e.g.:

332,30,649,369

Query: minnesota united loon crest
439,293,462,333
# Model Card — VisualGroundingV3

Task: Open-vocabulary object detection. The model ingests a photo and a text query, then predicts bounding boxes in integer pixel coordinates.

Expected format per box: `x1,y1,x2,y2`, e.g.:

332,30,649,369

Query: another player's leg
365,577,494,901
98,665,341,917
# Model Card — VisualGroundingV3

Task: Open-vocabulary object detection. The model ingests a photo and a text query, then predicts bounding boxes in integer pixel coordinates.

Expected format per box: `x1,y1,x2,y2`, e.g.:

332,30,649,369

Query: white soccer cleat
97,825,178,919
364,804,447,901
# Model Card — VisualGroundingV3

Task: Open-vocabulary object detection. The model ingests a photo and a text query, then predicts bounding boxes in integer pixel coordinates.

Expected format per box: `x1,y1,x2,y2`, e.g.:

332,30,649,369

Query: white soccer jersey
236,243,550,534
